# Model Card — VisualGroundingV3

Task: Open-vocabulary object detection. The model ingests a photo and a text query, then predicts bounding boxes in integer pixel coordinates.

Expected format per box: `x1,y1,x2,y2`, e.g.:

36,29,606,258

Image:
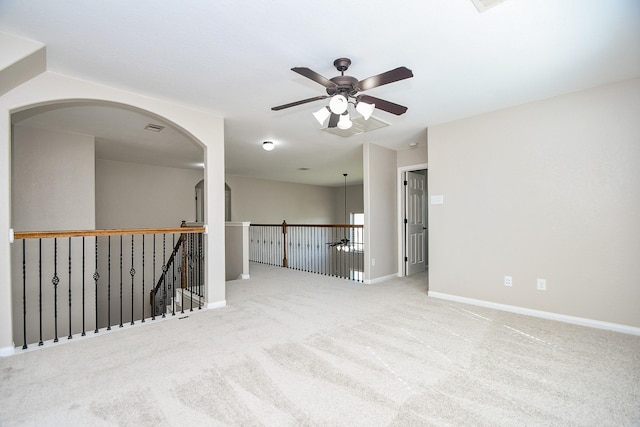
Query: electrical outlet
537,279,547,291
504,276,512,287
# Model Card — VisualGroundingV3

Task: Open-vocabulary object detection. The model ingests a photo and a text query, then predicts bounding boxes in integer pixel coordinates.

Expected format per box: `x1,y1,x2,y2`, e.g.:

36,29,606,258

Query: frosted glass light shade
329,94,348,114
313,106,331,125
356,101,375,120
337,113,352,130
262,141,274,151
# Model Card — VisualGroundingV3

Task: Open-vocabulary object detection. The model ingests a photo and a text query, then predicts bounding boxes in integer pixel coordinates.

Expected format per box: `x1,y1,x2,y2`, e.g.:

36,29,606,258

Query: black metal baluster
52,238,59,343
119,235,123,328
141,234,145,323
171,233,176,316
82,237,86,336
130,235,135,325
152,234,156,321
162,234,166,318
107,236,111,331
68,237,73,340
22,240,27,349
189,233,194,312
38,239,43,346
199,233,203,309
180,235,185,315
93,237,99,334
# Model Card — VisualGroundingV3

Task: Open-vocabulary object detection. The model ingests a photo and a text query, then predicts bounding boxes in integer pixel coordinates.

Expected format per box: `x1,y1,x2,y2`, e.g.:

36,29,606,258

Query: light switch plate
431,195,444,205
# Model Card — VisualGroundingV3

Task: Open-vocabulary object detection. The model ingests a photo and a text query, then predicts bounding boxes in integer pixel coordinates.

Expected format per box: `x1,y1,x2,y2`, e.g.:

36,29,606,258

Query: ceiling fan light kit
355,100,375,120
272,58,413,131
313,106,331,125
337,112,353,130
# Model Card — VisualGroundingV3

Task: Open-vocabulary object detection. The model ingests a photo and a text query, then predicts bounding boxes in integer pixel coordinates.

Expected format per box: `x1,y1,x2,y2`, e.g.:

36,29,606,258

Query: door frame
397,163,428,277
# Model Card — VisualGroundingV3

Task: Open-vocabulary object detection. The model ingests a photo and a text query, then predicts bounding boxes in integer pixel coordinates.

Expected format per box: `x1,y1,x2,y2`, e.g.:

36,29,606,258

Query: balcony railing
249,221,364,282
11,223,205,350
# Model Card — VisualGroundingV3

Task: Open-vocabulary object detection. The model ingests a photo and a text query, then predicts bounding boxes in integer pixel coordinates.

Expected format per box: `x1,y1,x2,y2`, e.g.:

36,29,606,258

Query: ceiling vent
321,115,389,138
470,0,506,12
144,123,165,132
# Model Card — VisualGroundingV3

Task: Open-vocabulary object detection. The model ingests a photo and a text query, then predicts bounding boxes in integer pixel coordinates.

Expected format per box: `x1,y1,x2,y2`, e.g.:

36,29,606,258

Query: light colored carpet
1,262,639,426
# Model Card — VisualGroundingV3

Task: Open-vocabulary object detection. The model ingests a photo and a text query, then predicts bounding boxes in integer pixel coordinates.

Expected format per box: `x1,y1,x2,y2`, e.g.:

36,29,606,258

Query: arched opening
10,100,207,343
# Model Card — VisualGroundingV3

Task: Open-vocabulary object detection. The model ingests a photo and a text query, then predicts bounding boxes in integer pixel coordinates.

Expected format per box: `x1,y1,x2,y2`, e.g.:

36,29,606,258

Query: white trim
206,299,227,309
397,163,428,277
238,274,250,280
364,273,399,285
0,346,15,357
225,221,251,227
9,228,14,244
429,291,640,336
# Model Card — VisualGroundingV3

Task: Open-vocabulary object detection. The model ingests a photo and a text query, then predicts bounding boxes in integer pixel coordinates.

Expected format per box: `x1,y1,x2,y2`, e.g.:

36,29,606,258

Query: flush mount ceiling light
262,141,275,151
272,57,413,130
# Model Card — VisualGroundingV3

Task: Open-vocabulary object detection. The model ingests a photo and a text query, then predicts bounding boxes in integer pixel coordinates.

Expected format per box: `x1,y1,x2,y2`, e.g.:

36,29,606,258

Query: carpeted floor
1,263,639,426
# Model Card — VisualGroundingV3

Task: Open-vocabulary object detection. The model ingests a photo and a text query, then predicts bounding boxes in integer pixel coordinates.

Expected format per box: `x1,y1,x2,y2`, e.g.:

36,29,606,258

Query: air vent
144,123,165,132
470,0,506,12
321,116,389,138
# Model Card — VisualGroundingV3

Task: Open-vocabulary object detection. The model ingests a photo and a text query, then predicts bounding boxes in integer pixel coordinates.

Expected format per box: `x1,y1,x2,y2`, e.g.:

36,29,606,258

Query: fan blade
327,113,339,128
271,95,328,111
357,66,413,91
292,67,338,89
358,95,408,115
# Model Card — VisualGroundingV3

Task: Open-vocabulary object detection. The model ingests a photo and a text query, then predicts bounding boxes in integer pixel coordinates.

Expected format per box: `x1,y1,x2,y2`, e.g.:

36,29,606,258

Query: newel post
180,220,187,289
282,220,288,268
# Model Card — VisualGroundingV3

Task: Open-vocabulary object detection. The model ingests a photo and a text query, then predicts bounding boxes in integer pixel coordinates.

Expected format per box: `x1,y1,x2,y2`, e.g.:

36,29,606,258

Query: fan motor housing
327,75,359,97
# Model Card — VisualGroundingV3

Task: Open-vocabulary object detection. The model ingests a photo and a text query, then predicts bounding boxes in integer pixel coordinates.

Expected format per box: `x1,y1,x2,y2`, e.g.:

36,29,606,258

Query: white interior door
406,171,427,275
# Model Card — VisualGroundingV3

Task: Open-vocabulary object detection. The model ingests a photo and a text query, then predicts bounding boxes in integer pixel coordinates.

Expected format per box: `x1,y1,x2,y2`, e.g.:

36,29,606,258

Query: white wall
225,175,335,224
96,159,203,229
429,78,640,328
364,142,398,282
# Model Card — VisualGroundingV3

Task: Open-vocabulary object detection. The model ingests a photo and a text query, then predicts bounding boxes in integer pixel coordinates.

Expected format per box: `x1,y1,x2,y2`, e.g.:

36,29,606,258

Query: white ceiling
1,0,639,186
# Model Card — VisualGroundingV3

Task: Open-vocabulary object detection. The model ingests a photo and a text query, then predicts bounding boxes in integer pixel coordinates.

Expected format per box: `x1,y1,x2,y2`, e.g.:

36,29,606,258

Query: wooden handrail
13,226,206,240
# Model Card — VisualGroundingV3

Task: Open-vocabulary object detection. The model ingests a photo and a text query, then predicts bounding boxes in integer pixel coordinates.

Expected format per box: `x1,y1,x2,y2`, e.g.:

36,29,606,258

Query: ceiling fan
272,58,413,129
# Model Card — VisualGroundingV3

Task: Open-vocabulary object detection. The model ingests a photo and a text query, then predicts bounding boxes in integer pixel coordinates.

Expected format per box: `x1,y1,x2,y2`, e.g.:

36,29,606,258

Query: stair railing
11,223,205,350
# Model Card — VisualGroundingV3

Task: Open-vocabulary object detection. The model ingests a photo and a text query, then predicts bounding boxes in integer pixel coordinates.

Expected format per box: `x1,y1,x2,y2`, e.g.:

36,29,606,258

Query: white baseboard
364,273,398,285
206,300,227,310
0,346,14,357
428,291,640,336
238,274,250,280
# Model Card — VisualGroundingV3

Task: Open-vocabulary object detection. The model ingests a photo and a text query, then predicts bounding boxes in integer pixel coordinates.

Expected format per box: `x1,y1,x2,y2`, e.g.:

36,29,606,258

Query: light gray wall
364,142,398,281
397,143,427,168
225,175,335,224
11,125,97,343
12,125,95,231
429,77,640,328
333,184,364,224
96,159,204,229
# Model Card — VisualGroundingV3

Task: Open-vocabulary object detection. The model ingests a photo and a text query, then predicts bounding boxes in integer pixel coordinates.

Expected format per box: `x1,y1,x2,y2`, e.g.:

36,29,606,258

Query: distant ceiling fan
272,58,413,129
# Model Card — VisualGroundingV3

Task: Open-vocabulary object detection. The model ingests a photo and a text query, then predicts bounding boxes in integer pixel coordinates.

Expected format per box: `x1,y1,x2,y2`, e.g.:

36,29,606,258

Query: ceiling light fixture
329,94,348,114
262,141,274,151
337,112,353,130
313,106,331,125
355,101,375,120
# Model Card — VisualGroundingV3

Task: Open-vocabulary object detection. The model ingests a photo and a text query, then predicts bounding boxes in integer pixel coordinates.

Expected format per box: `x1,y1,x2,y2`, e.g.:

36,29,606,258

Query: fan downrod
333,58,351,74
